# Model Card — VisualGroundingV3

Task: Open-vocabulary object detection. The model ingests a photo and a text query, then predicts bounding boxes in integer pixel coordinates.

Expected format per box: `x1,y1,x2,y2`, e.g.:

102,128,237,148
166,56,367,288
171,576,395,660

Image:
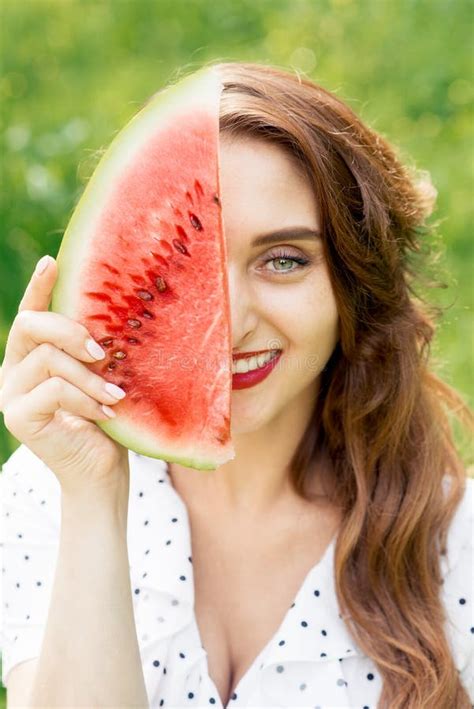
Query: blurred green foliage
1,0,472,461
0,0,472,700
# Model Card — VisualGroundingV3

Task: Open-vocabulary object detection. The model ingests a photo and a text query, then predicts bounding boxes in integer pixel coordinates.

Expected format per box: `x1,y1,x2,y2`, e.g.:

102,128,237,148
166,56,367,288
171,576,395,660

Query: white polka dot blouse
1,444,473,707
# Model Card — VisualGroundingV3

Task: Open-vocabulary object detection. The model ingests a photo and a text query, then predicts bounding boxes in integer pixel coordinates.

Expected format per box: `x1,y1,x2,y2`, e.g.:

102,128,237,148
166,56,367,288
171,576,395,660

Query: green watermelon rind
51,66,233,471
96,417,218,471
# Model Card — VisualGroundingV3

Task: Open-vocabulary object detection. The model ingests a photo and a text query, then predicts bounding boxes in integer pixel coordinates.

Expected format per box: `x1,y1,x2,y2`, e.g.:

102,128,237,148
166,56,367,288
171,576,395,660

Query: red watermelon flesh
51,67,235,470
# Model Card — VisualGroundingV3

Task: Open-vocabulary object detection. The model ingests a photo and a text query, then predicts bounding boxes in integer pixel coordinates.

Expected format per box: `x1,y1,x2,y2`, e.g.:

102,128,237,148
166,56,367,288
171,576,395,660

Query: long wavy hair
213,61,472,708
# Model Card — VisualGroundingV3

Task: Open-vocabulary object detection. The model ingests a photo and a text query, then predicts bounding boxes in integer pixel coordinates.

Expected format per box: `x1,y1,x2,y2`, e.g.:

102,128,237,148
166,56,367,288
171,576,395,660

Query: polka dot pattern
1,446,473,708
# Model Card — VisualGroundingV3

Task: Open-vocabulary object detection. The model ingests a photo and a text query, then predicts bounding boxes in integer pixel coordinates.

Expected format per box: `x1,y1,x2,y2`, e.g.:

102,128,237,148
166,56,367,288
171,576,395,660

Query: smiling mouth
232,349,281,375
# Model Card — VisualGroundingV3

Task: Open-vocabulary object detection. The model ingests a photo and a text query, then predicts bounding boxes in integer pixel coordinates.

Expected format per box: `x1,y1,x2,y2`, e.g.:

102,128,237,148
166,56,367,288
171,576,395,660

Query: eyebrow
251,227,321,247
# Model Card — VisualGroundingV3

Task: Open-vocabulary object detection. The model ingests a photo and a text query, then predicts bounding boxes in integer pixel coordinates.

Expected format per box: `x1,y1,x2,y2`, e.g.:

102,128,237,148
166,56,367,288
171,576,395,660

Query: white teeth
232,350,279,375
234,356,256,374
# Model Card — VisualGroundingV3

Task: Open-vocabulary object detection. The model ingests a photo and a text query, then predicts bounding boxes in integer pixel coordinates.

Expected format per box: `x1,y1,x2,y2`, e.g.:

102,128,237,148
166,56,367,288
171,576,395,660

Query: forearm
29,484,148,708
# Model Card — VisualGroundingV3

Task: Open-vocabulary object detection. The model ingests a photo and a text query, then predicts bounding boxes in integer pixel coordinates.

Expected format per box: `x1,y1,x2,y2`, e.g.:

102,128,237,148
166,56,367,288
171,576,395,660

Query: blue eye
263,250,310,274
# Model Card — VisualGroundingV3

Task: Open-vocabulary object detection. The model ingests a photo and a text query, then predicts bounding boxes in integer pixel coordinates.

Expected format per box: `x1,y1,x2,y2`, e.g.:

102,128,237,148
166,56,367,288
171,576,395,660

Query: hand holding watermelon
0,255,131,498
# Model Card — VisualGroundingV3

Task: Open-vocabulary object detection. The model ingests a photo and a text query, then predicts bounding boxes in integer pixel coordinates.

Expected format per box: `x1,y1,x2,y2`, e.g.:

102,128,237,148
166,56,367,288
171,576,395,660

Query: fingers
18,255,57,313
3,377,117,441
0,342,126,412
2,310,106,374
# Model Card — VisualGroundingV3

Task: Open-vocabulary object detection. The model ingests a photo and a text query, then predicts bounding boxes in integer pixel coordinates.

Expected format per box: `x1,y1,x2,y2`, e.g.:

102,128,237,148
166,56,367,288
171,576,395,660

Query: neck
169,380,332,519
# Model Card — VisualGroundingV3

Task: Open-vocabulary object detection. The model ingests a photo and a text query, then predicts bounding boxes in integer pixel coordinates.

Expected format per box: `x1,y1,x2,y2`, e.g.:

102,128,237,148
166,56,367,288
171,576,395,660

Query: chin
230,398,282,436
229,418,264,436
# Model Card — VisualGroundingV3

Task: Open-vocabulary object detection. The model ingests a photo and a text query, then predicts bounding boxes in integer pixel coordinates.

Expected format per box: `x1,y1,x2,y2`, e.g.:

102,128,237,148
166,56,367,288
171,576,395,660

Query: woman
1,62,472,708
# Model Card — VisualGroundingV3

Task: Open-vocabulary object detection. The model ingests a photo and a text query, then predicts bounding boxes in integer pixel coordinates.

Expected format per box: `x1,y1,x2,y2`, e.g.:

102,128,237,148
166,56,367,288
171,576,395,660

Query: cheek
286,277,340,350
251,267,340,352
315,280,339,335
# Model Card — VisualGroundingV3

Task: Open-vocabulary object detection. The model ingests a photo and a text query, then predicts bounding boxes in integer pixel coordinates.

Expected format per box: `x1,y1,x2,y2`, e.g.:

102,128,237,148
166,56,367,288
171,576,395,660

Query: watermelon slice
51,67,235,470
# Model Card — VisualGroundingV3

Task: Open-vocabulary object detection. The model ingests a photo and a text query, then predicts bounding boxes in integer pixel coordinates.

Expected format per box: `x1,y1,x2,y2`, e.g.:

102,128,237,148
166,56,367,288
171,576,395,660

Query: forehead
219,133,310,185
218,135,319,237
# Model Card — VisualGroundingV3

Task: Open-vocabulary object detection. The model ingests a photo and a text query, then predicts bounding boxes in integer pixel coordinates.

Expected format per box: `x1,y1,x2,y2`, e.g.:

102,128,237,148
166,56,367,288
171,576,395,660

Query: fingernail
104,383,126,400
102,405,116,418
35,255,51,276
86,338,106,360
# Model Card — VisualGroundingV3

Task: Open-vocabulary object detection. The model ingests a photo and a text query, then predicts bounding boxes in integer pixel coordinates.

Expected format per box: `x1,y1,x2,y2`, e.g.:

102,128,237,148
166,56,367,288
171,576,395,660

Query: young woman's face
220,135,339,432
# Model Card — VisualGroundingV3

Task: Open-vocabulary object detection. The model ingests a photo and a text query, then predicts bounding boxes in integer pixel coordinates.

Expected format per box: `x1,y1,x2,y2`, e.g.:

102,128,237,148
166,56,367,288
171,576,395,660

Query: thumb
18,255,57,313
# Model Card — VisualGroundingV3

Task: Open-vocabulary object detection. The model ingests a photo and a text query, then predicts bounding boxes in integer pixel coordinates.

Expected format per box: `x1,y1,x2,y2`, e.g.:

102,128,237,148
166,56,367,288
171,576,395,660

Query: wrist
60,470,130,536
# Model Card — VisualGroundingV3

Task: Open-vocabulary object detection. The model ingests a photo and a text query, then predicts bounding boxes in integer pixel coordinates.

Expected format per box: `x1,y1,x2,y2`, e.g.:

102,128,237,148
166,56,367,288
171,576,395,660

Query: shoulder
1,445,173,523
1,445,170,487
1,442,57,486
1,444,61,527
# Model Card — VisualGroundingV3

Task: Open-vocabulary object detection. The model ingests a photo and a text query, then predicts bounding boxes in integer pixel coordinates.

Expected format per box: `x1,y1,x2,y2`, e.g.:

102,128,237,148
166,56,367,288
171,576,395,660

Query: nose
227,263,259,349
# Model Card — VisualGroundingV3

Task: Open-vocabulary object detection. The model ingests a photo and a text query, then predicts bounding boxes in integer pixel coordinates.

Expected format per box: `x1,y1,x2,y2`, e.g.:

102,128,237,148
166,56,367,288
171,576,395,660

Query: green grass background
0,0,472,703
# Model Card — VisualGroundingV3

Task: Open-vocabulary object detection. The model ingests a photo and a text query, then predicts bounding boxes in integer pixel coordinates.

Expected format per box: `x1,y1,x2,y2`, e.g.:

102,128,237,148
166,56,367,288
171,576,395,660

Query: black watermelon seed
142,310,154,319
127,337,139,344
189,212,203,230
107,362,117,370
137,290,153,301
127,319,142,329
172,239,190,256
155,277,167,292
213,193,221,206
100,338,114,347
113,351,127,360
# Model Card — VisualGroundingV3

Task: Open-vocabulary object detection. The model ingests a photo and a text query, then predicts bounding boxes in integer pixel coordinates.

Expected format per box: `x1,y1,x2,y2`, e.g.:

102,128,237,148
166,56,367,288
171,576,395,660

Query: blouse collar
128,452,363,706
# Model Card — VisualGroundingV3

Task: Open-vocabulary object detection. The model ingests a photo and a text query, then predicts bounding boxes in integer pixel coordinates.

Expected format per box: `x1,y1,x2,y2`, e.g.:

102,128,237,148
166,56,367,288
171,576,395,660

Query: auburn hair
212,60,472,708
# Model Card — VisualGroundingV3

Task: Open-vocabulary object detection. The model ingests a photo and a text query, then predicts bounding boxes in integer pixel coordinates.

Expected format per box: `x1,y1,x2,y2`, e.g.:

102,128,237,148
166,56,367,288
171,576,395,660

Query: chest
189,511,339,707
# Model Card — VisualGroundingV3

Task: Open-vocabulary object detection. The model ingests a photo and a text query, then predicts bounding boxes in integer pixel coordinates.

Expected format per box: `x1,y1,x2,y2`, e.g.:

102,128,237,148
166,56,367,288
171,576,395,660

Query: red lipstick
232,351,282,390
